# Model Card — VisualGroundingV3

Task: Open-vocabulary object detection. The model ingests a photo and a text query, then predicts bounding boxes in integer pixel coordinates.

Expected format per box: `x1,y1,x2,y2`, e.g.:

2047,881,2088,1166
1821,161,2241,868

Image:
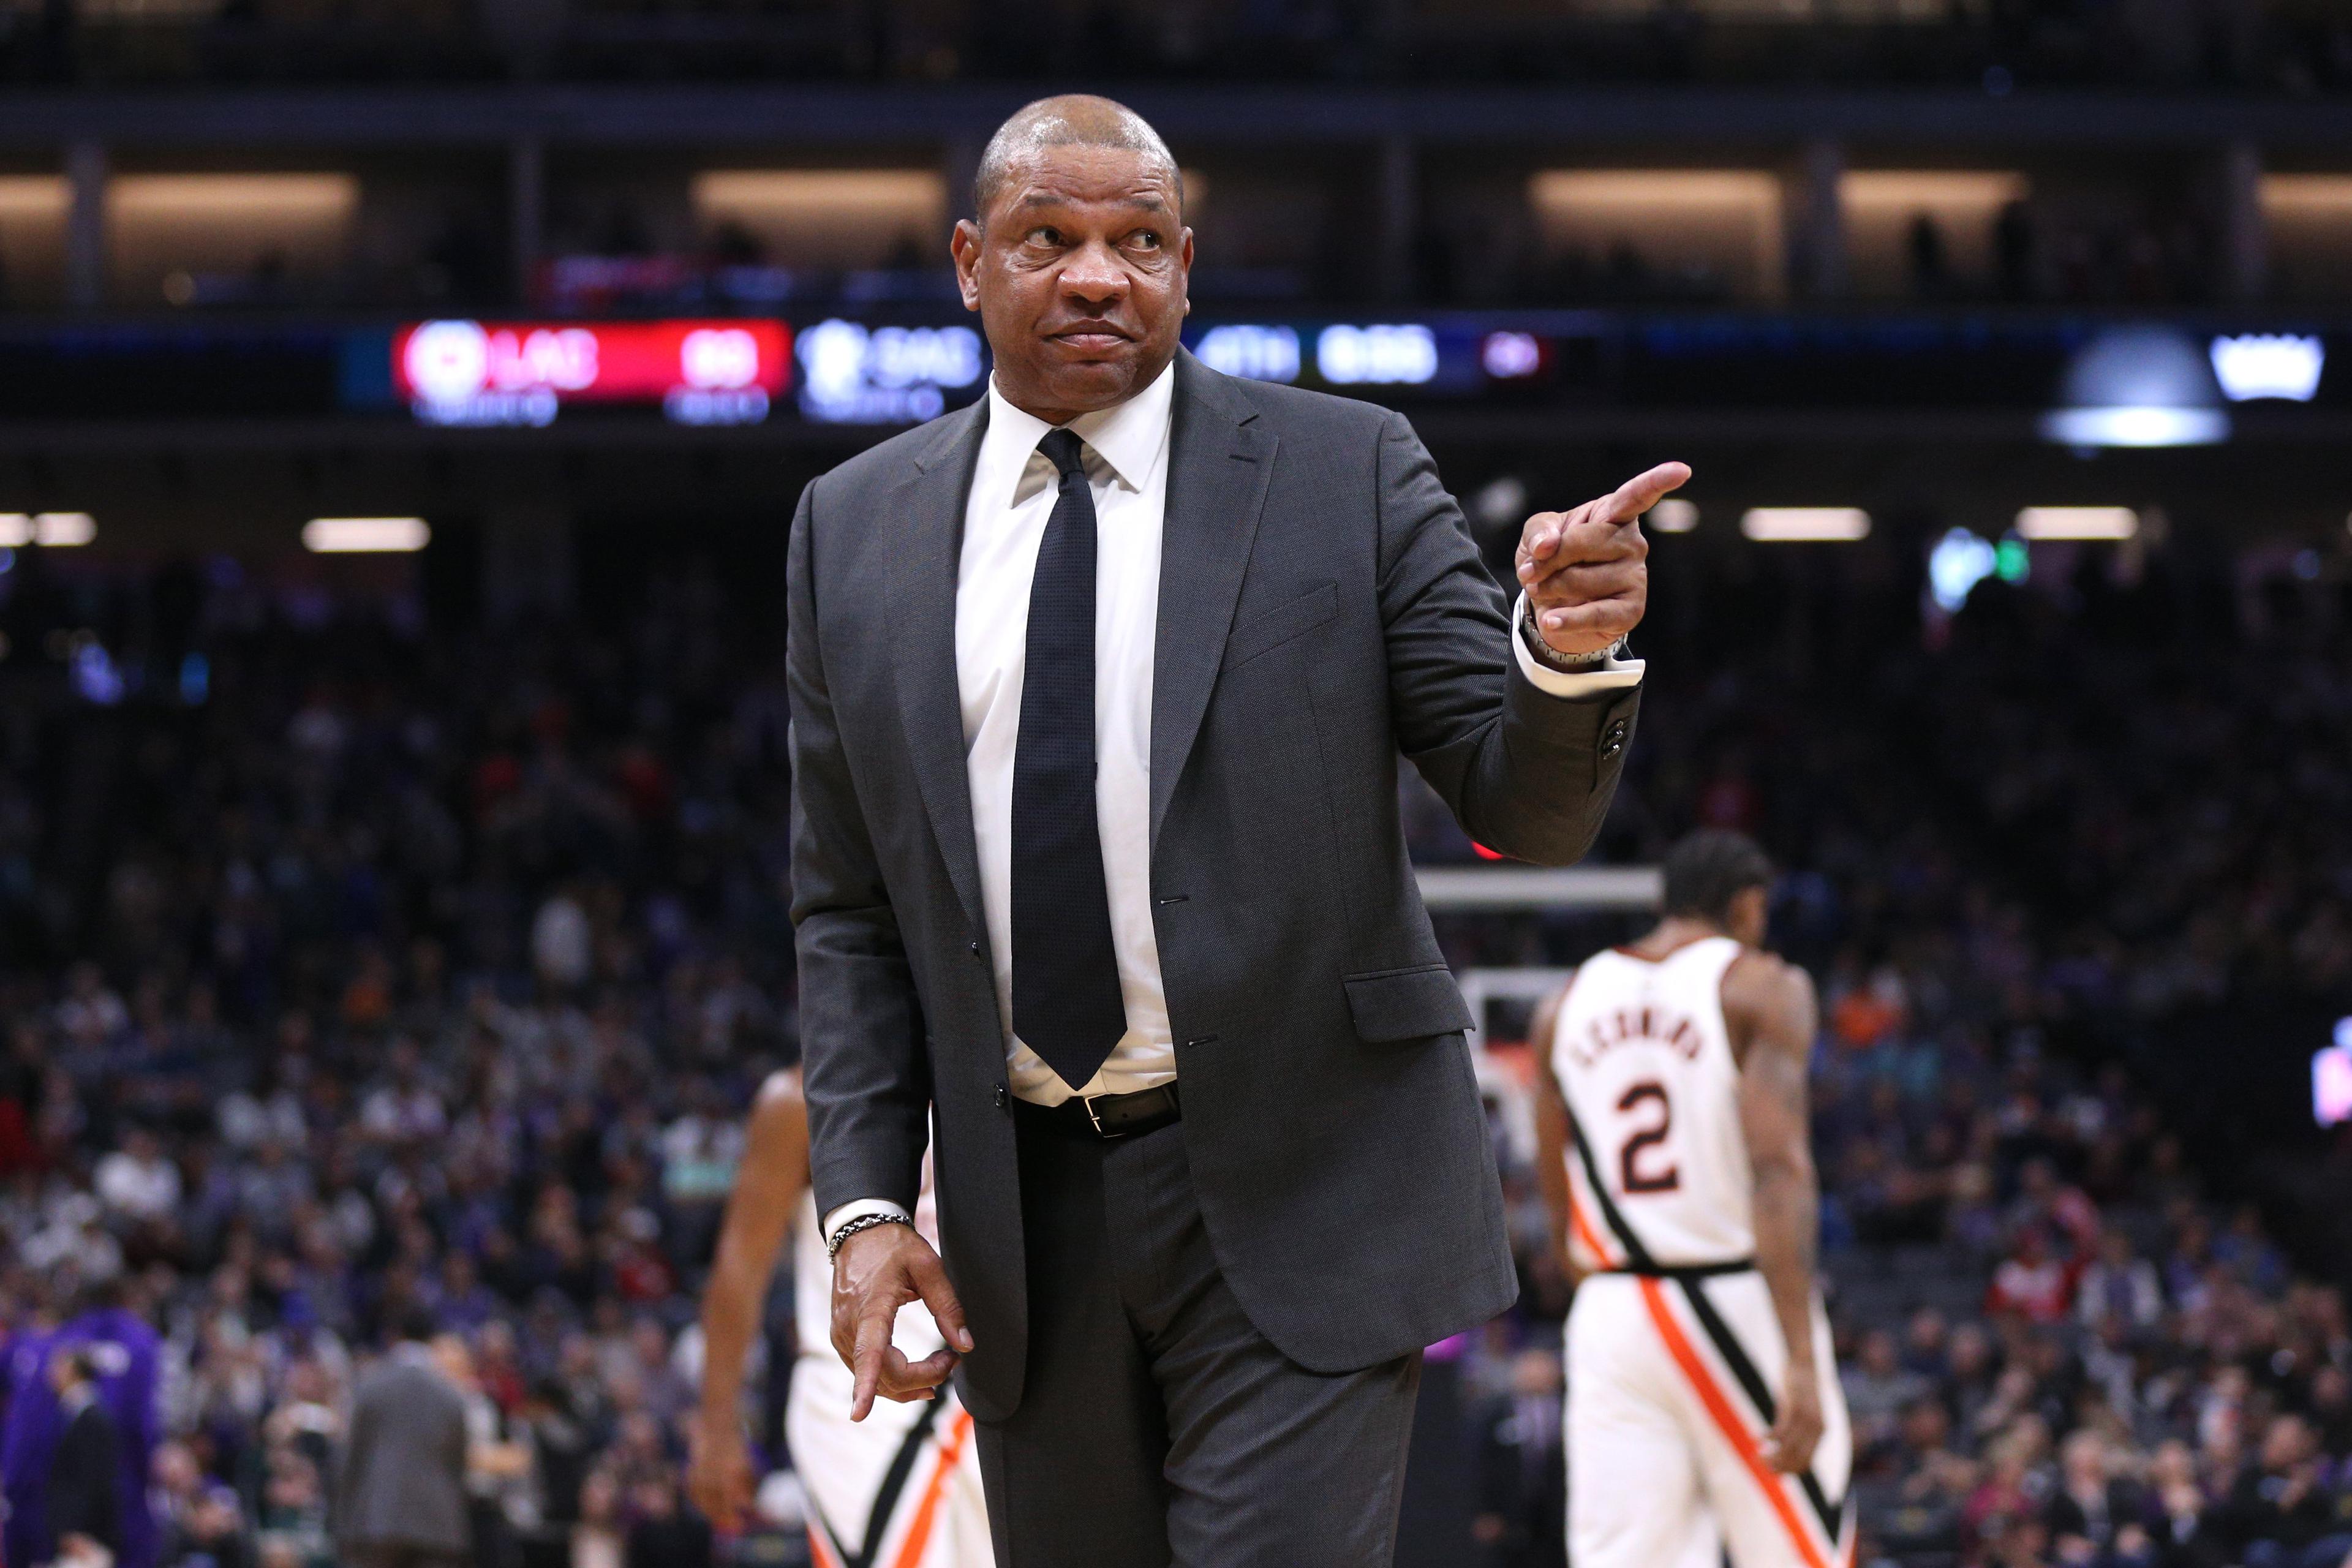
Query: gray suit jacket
788,349,1640,1422
335,1352,470,1554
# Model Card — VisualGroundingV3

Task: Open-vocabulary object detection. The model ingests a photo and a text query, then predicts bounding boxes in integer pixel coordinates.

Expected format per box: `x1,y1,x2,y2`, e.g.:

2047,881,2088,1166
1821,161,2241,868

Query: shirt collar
981,358,1176,503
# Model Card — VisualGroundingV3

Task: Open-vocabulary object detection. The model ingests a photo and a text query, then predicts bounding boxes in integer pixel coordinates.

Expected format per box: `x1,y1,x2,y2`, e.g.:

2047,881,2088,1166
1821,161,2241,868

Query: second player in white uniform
788,1184,992,1568
1534,832,1855,1568
690,1072,993,1568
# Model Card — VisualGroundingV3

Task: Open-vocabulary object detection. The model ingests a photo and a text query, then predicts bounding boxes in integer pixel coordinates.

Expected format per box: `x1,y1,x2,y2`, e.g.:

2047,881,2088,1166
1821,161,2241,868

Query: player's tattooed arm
1729,954,1825,1474
1527,982,1585,1289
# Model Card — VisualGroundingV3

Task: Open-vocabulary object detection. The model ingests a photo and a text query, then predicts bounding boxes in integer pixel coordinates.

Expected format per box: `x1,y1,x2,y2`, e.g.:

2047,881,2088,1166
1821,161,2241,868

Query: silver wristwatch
1521,598,1628,673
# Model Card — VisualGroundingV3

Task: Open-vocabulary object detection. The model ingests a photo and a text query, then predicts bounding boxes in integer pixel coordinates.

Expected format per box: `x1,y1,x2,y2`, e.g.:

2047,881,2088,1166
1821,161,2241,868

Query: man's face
952,144,1191,423
2263,1416,2312,1471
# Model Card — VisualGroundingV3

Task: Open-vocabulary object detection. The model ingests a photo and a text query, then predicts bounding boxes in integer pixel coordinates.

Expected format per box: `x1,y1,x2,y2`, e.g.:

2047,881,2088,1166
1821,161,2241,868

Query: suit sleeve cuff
1512,594,1646,697
821,1198,913,1248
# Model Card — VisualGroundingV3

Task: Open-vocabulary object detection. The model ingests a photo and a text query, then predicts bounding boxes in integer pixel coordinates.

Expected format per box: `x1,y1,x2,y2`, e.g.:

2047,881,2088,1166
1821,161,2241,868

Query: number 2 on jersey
1616,1080,1681,1195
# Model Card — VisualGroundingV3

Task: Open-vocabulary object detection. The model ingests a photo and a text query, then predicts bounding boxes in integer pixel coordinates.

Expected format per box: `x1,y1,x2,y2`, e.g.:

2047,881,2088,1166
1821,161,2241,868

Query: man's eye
1025,227,1061,246
1128,232,1162,249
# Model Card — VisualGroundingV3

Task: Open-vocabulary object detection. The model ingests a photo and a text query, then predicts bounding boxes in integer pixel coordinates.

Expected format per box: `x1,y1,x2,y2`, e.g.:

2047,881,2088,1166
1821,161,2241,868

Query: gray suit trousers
974,1106,1422,1567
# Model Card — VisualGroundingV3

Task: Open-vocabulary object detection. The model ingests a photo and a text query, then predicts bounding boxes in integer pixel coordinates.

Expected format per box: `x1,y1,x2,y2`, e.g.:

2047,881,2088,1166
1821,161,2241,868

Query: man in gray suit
793,94,1678,1566
335,1310,470,1568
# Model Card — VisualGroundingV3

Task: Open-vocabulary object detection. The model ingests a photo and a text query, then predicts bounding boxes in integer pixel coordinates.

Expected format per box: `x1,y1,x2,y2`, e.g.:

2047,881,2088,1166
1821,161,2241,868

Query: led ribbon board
393,319,791,427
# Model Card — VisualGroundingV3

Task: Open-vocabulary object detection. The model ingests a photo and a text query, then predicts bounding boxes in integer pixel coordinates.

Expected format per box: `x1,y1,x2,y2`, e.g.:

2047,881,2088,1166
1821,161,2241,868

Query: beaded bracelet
825,1212,911,1261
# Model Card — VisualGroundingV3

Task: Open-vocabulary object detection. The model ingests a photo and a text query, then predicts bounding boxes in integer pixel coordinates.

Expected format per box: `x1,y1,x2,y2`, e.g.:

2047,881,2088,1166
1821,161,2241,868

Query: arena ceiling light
1648,499,1700,533
0,512,96,546
304,516,431,553
1740,507,1870,542
2209,334,2325,403
2015,507,2139,541
2041,326,2230,448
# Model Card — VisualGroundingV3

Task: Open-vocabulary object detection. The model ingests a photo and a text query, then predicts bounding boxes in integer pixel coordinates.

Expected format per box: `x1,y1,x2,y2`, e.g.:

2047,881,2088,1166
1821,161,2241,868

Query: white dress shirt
821,366,1640,1245
960,362,1182,1110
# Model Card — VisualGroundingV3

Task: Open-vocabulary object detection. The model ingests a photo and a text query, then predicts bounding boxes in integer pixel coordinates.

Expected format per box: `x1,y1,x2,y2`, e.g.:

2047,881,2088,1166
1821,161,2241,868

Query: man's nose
1058,241,1129,304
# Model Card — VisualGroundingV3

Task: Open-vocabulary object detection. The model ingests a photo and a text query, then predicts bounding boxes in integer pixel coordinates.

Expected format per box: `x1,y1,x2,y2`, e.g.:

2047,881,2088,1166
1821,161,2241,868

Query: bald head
973,94,1182,227
951,93,1192,423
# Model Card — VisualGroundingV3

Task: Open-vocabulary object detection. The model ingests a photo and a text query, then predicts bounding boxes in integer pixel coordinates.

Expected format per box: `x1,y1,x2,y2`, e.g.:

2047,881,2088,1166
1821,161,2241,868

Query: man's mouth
1049,325,1134,353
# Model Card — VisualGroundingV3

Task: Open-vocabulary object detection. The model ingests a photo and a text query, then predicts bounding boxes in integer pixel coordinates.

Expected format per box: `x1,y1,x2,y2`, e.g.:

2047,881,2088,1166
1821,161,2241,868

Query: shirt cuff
820,1198,913,1249
1512,594,1646,698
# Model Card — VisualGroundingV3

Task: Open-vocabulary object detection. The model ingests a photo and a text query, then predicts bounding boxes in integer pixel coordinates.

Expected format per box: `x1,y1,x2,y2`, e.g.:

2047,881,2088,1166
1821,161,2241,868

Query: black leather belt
1016,1083,1182,1140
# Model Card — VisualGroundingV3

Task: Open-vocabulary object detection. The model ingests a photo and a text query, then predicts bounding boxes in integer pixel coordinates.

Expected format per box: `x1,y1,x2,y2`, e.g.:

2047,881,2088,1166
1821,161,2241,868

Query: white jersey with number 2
1551,935,1753,1270
1549,935,1855,1568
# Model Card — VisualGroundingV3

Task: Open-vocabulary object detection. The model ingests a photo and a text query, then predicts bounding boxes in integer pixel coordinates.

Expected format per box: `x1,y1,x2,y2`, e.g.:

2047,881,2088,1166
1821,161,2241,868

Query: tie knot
1037,428,1088,481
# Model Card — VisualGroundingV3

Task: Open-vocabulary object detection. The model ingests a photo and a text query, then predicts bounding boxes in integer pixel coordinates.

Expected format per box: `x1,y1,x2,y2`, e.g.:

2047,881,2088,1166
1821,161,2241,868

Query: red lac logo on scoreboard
393,318,790,428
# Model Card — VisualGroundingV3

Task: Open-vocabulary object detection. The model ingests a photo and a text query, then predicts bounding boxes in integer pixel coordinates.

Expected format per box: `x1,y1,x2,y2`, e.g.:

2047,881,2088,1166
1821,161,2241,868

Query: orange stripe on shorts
1636,1276,1831,1568
889,1408,977,1568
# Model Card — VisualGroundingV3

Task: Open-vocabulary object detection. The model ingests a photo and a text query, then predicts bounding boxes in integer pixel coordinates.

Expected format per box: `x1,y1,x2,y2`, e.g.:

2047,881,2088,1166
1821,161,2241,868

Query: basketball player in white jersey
1532,829,1855,1568
688,1071,994,1568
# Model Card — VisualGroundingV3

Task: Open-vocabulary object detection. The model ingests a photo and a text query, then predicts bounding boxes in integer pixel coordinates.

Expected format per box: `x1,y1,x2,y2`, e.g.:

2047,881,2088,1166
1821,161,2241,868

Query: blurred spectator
94,1127,181,1224
620,1472,710,1568
2043,1430,2140,1559
4,1279,162,1568
2218,1415,2352,1568
2077,1228,2165,1330
1471,1347,1567,1568
49,1346,123,1568
1987,1229,2074,1325
336,1311,470,1568
1848,1327,1932,1453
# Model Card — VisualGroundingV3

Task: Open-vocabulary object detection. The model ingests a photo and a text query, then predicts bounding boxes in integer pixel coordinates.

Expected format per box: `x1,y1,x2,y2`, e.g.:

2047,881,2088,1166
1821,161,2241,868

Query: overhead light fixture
0,513,96,547
2041,325,2230,448
2015,507,2139,541
2041,406,2230,447
1648,499,1700,533
303,516,430,553
1741,507,1871,541
2210,334,2325,403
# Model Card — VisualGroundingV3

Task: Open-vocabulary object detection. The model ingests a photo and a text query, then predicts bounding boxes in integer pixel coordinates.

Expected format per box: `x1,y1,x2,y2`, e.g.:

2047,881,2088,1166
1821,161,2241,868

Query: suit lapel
1151,352,1276,848
889,399,989,930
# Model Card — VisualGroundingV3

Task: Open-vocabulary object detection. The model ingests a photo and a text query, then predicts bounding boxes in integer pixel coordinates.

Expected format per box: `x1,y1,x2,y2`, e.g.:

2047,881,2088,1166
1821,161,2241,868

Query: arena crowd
0,524,2343,1568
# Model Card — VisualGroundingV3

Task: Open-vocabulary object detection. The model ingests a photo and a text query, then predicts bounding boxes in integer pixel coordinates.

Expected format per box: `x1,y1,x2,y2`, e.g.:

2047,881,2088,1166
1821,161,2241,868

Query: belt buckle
1082,1095,1120,1139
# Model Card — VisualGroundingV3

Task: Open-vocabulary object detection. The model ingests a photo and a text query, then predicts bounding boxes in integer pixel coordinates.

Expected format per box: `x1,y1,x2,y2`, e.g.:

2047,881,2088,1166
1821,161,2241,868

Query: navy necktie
1011,428,1129,1091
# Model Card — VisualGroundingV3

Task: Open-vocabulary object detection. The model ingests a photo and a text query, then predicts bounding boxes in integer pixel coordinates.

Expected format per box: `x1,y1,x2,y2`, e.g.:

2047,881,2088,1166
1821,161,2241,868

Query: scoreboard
0,310,2339,435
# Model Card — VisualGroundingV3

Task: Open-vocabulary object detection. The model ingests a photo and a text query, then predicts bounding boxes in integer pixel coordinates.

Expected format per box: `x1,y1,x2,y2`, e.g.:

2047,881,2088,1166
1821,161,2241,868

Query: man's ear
951,219,984,312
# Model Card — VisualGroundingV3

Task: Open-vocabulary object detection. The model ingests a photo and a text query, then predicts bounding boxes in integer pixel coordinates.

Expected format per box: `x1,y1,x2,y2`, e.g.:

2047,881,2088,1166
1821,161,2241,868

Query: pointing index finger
1605,462,1692,524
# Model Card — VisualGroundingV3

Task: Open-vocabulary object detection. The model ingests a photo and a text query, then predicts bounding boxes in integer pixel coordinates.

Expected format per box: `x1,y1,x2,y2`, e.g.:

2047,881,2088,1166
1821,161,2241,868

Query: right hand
686,1412,756,1527
1762,1364,1823,1474
831,1221,973,1422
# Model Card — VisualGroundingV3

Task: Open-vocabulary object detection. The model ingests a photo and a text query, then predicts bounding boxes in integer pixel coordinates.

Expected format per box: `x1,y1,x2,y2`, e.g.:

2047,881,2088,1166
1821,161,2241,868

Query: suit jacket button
969,939,983,957
994,1084,1009,1110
